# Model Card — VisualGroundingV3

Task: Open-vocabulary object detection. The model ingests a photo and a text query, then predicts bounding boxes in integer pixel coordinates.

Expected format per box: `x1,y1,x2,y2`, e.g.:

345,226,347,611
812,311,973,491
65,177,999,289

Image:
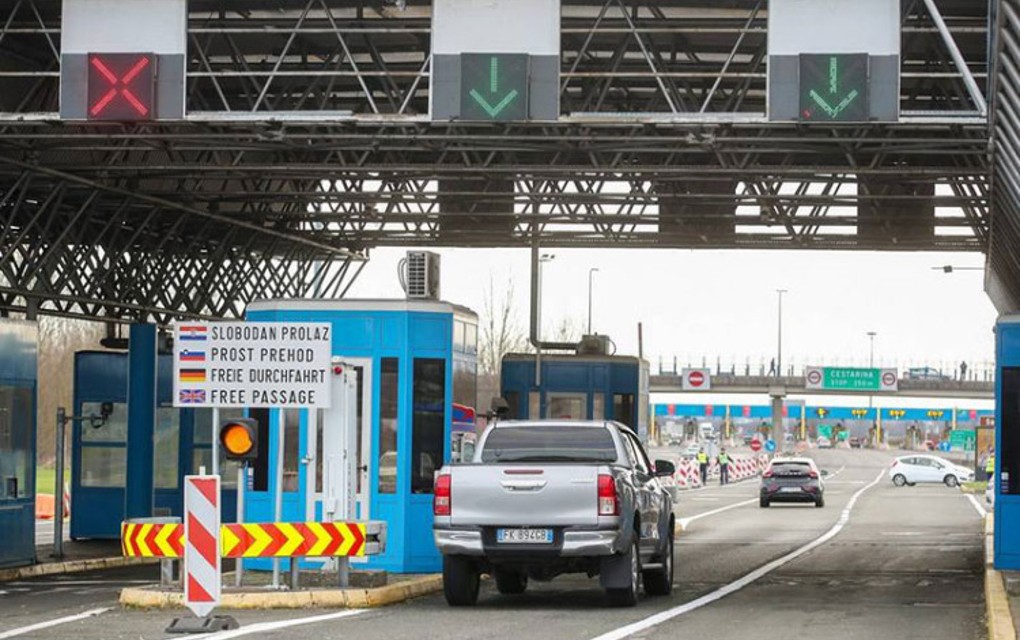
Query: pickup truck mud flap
599,539,635,589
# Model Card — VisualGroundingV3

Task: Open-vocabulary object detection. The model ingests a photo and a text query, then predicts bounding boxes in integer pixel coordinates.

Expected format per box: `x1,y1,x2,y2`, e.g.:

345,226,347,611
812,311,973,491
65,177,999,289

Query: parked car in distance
816,436,832,449
433,420,675,608
904,366,949,381
888,455,974,488
848,436,862,449
681,443,702,458
760,458,825,508
987,482,995,509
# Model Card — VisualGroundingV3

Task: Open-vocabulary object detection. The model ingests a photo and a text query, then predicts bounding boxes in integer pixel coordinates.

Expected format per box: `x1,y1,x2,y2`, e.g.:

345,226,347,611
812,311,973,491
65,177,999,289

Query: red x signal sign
87,53,155,121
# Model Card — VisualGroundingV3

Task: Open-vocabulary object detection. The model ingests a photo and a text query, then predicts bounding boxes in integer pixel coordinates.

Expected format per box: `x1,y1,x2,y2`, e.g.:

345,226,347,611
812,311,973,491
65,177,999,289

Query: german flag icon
179,368,207,383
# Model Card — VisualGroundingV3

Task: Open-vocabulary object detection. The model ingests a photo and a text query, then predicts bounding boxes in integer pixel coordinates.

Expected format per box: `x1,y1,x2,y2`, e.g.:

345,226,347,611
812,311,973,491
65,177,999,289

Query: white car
888,455,975,488
986,482,995,509
816,437,832,449
682,443,702,458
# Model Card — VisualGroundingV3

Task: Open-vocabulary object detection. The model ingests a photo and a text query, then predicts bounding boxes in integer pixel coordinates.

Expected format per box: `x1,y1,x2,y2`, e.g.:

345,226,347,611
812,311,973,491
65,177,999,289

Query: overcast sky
344,247,996,409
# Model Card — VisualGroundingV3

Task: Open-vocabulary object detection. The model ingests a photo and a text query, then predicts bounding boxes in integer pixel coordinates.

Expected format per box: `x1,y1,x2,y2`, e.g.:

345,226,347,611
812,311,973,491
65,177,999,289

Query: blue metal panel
125,324,157,520
996,318,1020,569
0,320,37,569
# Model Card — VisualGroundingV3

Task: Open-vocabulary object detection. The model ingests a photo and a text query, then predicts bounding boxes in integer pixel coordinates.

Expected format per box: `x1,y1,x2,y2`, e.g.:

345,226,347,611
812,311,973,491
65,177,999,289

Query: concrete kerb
120,574,443,610
0,555,157,583
984,515,1017,640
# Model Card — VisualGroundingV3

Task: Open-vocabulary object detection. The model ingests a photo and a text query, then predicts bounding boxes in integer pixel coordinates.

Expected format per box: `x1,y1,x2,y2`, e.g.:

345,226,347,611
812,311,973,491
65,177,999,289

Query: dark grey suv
759,458,825,508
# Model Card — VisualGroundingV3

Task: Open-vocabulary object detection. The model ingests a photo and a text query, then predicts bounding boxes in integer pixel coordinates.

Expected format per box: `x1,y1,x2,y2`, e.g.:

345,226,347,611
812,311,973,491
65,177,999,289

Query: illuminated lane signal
219,418,258,461
87,53,156,121
798,53,869,122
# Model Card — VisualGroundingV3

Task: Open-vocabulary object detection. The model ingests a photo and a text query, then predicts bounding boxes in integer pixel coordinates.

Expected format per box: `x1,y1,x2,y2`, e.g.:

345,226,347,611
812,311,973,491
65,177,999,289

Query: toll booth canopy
243,299,478,574
71,351,239,539
500,354,650,441
0,320,37,569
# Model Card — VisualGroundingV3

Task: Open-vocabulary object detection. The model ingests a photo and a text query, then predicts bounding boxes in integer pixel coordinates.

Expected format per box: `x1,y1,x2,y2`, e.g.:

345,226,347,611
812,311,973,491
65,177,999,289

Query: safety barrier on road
120,521,385,559
672,454,765,489
222,522,381,558
122,521,185,558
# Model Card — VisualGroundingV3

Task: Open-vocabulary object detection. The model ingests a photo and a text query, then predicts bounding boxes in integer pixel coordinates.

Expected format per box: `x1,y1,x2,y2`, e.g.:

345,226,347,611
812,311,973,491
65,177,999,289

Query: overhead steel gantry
0,0,996,323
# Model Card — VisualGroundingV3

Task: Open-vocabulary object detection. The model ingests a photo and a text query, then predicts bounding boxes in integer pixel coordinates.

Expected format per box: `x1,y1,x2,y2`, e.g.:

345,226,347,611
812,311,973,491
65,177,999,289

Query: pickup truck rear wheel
443,555,480,606
643,531,674,596
606,538,640,607
494,569,528,595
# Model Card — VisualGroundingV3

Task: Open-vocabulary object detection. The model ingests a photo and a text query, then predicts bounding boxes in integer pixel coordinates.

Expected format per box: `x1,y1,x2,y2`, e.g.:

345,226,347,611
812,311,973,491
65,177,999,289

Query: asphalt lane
0,449,985,639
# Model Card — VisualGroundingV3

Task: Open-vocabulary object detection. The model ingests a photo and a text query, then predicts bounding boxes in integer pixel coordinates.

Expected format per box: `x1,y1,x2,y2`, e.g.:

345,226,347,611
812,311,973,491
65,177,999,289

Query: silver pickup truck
433,420,676,607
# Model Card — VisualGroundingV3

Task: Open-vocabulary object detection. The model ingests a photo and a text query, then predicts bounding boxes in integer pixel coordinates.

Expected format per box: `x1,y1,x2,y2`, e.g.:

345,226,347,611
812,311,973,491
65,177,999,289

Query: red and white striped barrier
184,475,221,618
671,454,765,490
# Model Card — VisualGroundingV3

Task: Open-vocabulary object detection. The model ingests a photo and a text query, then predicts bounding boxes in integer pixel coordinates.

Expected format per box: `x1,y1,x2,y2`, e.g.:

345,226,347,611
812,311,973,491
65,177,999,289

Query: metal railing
655,355,996,383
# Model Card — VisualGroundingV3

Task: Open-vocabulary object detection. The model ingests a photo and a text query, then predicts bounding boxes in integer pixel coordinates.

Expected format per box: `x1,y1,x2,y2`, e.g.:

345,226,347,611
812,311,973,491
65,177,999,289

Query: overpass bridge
0,0,1007,324
650,372,995,399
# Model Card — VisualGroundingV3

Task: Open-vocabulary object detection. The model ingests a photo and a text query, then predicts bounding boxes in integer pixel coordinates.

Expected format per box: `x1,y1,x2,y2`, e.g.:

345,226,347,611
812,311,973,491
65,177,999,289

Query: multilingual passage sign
173,322,332,408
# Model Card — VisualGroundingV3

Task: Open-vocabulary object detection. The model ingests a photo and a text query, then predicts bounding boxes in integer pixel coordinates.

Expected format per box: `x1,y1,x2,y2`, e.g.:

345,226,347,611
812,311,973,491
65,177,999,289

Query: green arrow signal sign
468,58,520,117
798,53,868,122
461,53,528,121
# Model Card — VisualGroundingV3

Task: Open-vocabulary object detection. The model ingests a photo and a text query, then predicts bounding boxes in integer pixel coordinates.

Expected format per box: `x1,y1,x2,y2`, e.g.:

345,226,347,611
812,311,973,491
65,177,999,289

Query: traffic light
219,418,258,461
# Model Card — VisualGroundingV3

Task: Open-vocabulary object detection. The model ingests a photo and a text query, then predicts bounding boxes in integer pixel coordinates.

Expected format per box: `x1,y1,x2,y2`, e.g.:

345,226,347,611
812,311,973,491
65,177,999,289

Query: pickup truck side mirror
653,460,676,477
490,397,510,418
820,469,830,477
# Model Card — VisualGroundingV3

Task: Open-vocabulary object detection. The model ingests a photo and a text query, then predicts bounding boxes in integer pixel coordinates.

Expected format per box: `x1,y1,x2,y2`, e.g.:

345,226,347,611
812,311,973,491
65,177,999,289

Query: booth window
154,408,180,489
79,402,127,487
193,408,244,488
282,409,300,492
412,358,445,494
614,394,635,429
378,358,399,494
1001,368,1020,494
0,386,32,499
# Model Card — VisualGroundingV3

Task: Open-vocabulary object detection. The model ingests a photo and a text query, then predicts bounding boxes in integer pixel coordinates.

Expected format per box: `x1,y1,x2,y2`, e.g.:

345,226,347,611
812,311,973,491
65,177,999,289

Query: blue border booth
996,316,1020,569
244,300,478,574
500,354,650,440
71,350,238,539
0,320,37,568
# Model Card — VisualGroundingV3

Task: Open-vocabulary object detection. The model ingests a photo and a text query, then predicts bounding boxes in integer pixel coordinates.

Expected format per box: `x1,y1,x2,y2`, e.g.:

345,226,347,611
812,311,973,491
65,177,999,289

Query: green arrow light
469,56,520,118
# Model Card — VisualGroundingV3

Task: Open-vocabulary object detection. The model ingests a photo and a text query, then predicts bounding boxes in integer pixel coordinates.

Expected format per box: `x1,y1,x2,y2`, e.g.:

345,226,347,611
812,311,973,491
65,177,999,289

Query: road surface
0,449,985,640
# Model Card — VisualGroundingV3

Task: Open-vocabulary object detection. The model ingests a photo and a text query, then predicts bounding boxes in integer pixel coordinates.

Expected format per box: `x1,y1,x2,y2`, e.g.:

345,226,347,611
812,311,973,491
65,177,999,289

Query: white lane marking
965,493,988,518
0,607,111,639
678,498,757,530
195,609,368,639
7,580,151,586
678,466,846,531
591,469,885,640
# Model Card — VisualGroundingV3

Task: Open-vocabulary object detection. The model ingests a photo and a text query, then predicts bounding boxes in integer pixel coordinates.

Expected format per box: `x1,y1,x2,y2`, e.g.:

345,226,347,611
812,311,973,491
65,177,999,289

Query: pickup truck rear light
597,474,619,516
434,474,451,516
762,469,774,478
808,470,819,479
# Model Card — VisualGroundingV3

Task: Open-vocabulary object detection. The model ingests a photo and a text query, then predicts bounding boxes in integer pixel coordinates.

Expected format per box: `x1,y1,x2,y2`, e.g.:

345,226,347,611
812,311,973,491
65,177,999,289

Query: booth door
315,359,372,523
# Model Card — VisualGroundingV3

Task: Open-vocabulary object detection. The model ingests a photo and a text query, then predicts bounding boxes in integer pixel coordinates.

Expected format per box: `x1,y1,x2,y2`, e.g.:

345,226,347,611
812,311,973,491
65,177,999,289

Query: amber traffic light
219,418,258,460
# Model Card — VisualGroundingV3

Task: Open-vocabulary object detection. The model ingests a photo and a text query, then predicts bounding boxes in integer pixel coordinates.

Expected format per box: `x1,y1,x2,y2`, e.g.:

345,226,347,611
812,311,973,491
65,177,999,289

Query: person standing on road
697,448,709,484
718,448,731,485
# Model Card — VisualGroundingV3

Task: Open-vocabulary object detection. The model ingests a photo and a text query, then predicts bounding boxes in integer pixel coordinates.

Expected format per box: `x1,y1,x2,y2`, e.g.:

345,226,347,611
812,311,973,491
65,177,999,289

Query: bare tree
479,275,530,375
549,316,583,344
477,276,530,411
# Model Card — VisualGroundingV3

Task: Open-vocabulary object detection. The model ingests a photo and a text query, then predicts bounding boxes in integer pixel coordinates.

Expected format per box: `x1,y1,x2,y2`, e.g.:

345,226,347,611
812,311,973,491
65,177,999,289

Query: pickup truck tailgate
449,465,601,527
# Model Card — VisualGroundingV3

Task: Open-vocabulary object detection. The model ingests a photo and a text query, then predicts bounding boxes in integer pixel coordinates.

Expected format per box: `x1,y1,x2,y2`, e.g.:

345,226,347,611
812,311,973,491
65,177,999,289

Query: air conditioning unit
403,251,441,300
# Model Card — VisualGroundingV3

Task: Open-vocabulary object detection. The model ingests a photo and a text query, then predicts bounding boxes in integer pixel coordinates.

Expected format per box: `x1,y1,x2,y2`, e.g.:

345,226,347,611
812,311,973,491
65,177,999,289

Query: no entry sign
682,368,712,391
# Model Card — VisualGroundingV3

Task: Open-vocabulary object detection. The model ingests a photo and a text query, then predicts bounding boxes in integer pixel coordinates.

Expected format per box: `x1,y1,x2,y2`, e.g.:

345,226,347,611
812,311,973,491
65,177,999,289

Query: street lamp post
587,268,599,335
867,331,877,409
776,289,788,377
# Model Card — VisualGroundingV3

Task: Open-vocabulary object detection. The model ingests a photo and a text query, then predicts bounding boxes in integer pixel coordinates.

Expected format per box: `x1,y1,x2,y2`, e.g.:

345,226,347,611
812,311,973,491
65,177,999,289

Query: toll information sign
173,322,332,408
805,366,897,392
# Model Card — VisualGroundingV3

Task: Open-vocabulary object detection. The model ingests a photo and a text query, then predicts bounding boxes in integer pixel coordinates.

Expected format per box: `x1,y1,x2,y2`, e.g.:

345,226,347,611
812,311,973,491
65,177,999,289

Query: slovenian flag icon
180,350,206,363
179,325,207,341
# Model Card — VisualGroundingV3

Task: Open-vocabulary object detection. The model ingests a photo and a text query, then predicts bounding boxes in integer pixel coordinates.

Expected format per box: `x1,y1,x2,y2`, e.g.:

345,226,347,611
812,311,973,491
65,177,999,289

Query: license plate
497,528,553,544
780,487,802,493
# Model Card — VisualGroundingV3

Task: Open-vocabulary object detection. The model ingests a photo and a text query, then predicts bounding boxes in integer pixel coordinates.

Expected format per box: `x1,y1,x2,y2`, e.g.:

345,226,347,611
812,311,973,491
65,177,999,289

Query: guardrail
655,356,995,382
